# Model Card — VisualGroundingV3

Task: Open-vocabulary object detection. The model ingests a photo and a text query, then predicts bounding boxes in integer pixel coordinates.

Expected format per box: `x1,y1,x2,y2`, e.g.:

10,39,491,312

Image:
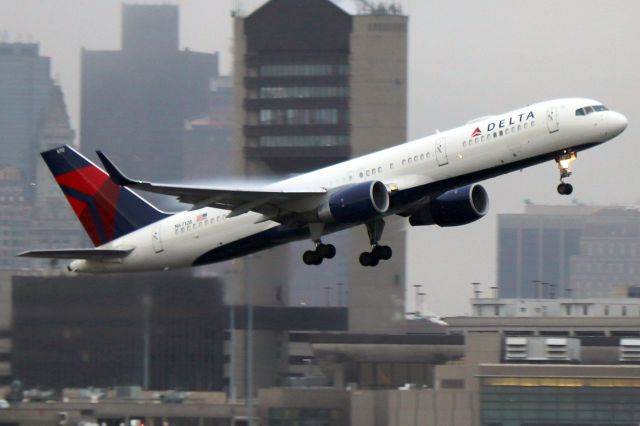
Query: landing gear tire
557,182,573,195
555,150,577,196
303,250,323,266
317,243,336,259
359,252,379,267
372,245,392,261
303,243,336,265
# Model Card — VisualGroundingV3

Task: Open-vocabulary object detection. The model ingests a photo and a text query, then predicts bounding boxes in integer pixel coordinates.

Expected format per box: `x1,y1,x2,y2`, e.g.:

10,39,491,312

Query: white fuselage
71,98,627,272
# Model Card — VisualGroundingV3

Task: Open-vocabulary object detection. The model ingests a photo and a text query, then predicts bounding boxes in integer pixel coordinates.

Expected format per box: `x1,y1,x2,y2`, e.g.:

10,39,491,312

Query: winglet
96,150,138,186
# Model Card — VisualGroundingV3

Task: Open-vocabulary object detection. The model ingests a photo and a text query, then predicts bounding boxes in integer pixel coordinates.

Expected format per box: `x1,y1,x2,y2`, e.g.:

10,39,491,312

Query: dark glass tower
81,5,219,182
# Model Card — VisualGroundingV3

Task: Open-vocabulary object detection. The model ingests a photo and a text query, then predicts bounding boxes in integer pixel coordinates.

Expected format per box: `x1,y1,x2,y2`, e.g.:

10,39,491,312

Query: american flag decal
197,212,208,222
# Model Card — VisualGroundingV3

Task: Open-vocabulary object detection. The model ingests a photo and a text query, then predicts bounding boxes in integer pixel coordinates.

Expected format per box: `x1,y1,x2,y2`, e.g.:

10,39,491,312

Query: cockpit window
575,104,608,116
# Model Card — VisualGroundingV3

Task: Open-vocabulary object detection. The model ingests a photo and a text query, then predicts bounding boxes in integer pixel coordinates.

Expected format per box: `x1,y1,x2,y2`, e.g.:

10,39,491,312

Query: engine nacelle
318,181,390,223
409,184,489,227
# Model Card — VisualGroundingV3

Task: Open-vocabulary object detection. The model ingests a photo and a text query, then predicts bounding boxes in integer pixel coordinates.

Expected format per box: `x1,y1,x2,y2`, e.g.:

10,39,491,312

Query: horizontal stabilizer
17,248,133,260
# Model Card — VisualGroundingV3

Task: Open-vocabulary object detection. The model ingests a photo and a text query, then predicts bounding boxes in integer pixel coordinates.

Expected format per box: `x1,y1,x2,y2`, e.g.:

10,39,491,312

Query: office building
499,204,640,299
11,272,226,390
229,0,407,398
570,208,640,297
232,0,407,322
183,76,234,181
81,4,219,183
0,42,52,189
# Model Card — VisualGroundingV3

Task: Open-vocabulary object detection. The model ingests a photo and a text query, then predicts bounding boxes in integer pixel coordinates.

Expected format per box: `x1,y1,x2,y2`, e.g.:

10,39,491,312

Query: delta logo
471,127,482,137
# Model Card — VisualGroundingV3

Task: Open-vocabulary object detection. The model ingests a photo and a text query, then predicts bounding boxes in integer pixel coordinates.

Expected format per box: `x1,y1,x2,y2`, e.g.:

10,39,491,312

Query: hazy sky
1,0,638,315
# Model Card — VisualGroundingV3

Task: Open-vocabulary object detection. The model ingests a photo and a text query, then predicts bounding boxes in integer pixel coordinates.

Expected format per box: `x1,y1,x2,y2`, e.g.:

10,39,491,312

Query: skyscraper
233,0,407,330
81,5,219,183
230,0,408,397
0,42,52,188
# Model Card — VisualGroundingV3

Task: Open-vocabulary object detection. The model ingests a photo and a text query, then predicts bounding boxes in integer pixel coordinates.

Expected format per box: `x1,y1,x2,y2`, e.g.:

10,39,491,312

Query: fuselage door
435,137,448,166
151,225,164,253
547,106,559,133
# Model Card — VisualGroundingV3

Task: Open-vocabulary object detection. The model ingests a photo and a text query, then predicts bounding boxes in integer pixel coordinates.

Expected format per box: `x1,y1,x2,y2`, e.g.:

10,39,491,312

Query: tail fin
41,145,171,246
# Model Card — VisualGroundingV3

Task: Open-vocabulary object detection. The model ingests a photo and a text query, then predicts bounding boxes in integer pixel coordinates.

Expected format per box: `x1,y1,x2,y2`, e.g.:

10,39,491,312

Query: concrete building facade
227,0,408,400
232,0,407,325
498,204,640,299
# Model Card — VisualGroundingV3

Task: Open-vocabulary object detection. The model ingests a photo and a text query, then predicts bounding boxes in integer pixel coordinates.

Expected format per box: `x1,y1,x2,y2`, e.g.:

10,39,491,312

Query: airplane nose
609,111,628,137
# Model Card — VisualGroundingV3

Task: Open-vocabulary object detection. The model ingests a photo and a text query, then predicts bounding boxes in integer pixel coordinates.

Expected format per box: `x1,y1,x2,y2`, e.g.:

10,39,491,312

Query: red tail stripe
56,166,110,195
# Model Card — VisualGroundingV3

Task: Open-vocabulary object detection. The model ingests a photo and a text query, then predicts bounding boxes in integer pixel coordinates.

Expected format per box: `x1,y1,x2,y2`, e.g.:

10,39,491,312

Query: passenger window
505,128,509,134
463,141,467,147
481,136,485,142
487,134,492,140
408,157,412,164
426,152,430,158
493,132,497,138
524,123,528,129
499,130,504,136
372,169,376,175
474,137,479,144
531,121,536,127
389,163,394,169
366,170,370,176
359,172,364,178
420,154,424,160
518,125,522,131
402,159,406,166
511,127,515,133
378,166,382,173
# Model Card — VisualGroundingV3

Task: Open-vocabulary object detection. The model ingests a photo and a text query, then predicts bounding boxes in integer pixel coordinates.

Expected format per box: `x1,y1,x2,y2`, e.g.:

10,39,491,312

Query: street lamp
413,284,422,317
323,285,332,307
336,282,344,307
471,282,482,299
418,292,426,317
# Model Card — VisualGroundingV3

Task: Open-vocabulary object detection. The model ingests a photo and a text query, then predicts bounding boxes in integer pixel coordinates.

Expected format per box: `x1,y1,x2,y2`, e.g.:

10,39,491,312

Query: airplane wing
17,248,133,260
96,151,327,220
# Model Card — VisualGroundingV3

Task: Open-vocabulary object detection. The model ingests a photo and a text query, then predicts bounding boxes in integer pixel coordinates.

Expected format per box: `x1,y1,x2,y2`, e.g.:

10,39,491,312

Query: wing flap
17,248,133,260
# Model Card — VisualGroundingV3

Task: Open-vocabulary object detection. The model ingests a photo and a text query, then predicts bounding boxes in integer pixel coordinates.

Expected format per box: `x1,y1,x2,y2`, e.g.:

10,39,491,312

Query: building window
260,64,349,77
259,86,349,99
259,108,340,125
257,135,348,147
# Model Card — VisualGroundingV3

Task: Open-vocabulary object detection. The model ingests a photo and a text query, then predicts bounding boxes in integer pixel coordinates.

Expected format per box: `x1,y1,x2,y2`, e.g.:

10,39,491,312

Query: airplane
19,98,627,273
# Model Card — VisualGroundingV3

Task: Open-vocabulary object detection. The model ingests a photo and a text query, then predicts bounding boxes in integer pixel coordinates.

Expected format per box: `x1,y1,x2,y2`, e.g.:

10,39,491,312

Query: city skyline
1,0,639,315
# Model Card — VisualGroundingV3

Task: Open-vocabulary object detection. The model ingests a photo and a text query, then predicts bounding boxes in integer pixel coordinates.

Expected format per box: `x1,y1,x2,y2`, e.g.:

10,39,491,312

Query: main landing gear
359,219,393,267
302,242,336,265
556,150,577,195
302,223,336,265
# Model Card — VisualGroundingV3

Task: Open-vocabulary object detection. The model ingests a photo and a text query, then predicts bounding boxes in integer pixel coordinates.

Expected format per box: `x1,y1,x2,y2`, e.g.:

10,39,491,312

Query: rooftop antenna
231,0,244,17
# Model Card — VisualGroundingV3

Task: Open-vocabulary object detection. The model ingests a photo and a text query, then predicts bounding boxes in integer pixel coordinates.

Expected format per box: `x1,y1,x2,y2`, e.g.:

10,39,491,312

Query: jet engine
409,184,489,227
317,181,390,223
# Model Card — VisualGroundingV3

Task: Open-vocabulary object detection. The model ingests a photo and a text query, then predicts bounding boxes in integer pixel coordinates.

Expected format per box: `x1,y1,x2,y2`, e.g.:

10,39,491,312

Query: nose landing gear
556,150,577,195
359,219,393,267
